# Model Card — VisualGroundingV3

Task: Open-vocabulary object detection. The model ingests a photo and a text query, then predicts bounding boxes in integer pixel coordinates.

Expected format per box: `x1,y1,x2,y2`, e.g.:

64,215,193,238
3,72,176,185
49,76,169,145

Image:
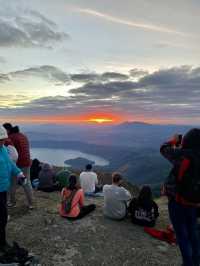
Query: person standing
3,123,33,209
0,126,25,251
103,172,132,220
160,129,200,266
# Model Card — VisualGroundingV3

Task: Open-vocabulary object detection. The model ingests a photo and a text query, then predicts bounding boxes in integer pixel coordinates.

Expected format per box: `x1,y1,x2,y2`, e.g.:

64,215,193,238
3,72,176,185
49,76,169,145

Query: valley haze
25,122,193,190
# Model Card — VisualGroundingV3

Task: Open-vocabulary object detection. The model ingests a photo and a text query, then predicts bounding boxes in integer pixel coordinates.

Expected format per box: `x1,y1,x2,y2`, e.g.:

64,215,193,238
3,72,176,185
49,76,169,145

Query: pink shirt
59,188,84,218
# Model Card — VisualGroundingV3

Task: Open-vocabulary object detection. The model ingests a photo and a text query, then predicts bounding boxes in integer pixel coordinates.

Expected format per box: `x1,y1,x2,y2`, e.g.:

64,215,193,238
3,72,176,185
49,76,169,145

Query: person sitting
30,159,42,183
38,163,60,192
55,168,71,189
103,172,132,220
59,174,96,220
129,185,159,227
80,164,102,196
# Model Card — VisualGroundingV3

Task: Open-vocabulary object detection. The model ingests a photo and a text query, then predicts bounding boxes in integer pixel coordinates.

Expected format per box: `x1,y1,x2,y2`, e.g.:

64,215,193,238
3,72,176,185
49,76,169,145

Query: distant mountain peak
118,121,152,127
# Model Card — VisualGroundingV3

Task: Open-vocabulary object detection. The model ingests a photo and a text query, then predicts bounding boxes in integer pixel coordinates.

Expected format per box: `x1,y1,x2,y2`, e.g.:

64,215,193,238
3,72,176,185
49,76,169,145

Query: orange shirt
59,188,84,218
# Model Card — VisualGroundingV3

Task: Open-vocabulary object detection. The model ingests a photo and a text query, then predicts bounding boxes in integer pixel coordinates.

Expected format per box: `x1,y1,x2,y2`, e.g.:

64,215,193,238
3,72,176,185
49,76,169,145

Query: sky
0,0,199,125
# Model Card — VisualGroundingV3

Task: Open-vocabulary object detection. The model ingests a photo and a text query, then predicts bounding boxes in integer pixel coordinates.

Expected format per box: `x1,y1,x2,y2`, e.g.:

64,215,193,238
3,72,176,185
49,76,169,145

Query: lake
31,148,109,167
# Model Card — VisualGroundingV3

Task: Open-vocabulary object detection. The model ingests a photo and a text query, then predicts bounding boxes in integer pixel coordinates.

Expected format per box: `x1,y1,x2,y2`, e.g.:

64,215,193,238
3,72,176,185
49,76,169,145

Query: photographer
160,129,200,266
0,126,26,252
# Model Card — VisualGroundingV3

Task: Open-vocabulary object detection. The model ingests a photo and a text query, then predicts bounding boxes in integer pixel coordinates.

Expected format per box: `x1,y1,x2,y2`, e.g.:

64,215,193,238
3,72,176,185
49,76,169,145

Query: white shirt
103,184,131,220
79,171,98,193
6,145,18,162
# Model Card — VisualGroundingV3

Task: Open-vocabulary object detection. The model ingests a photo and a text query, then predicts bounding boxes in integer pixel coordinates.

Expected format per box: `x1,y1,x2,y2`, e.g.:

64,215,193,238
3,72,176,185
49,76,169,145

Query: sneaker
7,202,16,208
28,205,34,210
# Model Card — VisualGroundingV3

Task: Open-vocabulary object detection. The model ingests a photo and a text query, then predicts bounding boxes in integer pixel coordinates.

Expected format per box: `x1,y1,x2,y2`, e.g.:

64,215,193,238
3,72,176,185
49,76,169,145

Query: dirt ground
7,189,181,266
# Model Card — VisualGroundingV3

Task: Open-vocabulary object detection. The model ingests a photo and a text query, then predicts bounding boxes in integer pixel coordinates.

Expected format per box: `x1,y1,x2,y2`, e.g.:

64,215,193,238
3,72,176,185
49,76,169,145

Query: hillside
7,187,181,265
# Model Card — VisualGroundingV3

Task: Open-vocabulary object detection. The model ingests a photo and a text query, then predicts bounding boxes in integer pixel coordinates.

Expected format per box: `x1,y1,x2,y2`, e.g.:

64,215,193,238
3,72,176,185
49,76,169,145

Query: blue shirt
0,145,21,192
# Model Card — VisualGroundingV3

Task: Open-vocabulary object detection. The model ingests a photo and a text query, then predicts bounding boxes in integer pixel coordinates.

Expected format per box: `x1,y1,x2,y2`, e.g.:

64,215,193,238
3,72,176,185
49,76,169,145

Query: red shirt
9,132,31,168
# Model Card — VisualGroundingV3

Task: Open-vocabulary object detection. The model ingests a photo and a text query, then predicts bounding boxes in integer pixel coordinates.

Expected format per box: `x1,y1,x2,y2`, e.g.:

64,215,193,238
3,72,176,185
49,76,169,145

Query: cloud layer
1,65,200,123
0,9,68,48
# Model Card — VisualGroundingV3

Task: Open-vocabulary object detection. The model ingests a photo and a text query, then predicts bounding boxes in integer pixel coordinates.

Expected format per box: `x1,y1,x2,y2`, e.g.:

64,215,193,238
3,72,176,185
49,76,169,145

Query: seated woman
38,163,60,192
30,158,42,183
129,185,159,227
59,174,96,220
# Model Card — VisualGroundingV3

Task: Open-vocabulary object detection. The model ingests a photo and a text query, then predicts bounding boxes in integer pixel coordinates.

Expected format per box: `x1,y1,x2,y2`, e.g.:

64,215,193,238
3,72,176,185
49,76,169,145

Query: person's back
30,159,41,182
80,170,98,193
130,198,159,227
130,186,159,227
38,164,54,189
9,128,31,168
59,174,95,219
103,173,131,220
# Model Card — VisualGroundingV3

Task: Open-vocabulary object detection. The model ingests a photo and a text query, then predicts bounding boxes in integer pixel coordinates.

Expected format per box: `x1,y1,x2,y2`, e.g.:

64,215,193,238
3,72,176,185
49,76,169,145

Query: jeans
21,167,33,206
9,167,33,206
0,192,7,247
168,199,200,266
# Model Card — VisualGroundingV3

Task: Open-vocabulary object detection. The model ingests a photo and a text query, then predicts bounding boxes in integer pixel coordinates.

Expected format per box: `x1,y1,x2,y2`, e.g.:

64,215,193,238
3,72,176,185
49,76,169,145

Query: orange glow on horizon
1,113,124,125
0,113,183,125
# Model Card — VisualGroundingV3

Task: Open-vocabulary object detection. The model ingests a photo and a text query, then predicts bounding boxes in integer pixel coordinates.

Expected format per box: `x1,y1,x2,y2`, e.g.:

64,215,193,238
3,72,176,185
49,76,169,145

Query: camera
176,134,183,147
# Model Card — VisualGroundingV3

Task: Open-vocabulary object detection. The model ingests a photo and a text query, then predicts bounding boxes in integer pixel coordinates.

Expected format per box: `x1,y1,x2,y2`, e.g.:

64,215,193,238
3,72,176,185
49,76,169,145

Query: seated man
103,173,132,220
79,164,102,196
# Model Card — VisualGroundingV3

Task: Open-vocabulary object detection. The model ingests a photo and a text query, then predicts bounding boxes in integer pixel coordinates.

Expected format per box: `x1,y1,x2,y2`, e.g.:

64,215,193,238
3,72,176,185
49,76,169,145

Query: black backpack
0,242,39,265
176,155,200,204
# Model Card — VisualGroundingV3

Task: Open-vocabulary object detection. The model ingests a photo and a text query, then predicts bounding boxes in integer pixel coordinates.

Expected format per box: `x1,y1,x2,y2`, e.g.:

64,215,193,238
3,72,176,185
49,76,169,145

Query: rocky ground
7,188,181,266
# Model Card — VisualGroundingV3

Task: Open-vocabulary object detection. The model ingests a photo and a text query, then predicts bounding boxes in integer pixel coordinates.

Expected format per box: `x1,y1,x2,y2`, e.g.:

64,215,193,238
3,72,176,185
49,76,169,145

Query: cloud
71,7,187,37
0,74,10,83
71,72,129,83
0,9,69,48
8,65,70,83
101,72,129,81
129,69,149,78
1,65,200,123
70,81,138,98
71,73,99,83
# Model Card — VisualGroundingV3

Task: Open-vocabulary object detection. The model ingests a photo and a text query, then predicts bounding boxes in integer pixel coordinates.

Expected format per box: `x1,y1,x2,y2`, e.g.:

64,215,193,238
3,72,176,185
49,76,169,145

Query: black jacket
129,198,159,227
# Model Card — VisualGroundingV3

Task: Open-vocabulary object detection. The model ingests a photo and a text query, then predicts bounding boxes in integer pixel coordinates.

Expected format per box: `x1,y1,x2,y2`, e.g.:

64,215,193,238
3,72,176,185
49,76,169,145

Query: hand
160,185,166,196
17,173,27,186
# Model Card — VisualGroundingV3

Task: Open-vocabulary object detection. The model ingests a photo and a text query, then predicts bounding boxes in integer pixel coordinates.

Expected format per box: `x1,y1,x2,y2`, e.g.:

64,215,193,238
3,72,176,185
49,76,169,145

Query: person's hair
112,172,122,184
3,123,13,131
182,128,200,151
86,164,92,170
138,185,153,204
32,158,40,166
67,174,78,190
3,123,20,134
11,126,20,133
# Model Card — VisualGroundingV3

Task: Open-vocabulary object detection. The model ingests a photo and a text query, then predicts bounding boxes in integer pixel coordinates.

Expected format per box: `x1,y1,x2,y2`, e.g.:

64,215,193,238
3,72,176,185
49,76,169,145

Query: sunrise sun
88,118,113,124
